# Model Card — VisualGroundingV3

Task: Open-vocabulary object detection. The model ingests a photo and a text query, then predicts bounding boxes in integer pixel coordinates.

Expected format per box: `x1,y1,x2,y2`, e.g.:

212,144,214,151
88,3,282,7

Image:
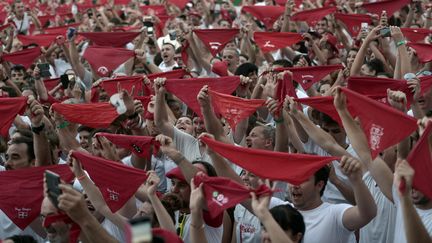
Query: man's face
288,176,323,210
417,87,432,113
193,117,205,137
245,126,271,150
315,20,328,34
175,117,193,135
41,198,69,243
240,170,260,189
412,189,430,206
161,44,175,64
5,143,32,170
222,49,239,71
321,122,346,146
219,20,230,29
79,131,90,150
170,178,191,207
11,70,25,86
14,2,25,16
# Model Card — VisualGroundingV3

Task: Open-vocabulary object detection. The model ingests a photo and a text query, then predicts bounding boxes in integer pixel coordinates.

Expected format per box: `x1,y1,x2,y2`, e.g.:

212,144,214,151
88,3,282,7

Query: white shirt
172,127,211,163
300,202,356,243
158,61,178,72
0,210,45,242
175,212,223,243
393,187,432,243
359,172,396,243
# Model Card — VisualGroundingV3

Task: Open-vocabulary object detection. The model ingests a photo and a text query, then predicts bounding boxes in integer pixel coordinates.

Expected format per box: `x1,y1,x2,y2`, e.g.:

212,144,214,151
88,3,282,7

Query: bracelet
76,174,86,181
128,112,139,120
190,222,205,230
273,116,284,124
396,40,407,48
56,121,70,129
31,123,45,134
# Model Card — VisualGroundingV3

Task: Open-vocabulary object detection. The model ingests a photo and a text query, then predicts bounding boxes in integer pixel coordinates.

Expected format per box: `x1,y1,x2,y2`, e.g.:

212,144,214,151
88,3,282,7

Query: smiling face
175,116,193,135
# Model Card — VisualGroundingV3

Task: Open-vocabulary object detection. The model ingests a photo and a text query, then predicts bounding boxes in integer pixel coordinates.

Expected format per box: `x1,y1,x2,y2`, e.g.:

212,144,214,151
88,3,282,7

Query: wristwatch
31,123,45,134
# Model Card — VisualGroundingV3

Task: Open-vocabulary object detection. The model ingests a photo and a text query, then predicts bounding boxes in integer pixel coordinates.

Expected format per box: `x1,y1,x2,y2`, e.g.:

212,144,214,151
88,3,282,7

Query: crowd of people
0,0,432,242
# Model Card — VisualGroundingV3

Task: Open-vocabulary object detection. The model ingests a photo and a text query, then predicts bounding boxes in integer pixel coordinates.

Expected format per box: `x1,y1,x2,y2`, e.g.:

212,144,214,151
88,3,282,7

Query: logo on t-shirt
212,191,229,206
15,207,31,219
369,124,384,150
107,188,120,201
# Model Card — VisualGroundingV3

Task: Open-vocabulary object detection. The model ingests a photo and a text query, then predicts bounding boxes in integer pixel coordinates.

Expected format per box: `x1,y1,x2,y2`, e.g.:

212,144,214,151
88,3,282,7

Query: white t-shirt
0,210,45,242
122,155,167,193
175,212,223,243
101,218,126,242
13,13,31,35
158,62,178,72
172,127,211,163
234,197,286,243
359,172,396,243
299,202,356,243
393,187,432,243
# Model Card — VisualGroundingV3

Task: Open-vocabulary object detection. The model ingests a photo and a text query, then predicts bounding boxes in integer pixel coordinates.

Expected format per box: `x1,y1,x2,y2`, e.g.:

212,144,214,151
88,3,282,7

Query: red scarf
290,64,343,90
200,136,338,185
43,213,81,243
361,0,411,16
71,151,148,213
79,32,140,47
147,68,188,81
43,77,60,91
193,29,239,56
334,13,372,37
17,34,58,47
291,6,337,26
51,102,119,128
0,97,27,137
168,0,189,9
407,43,432,63
407,123,432,200
193,173,271,219
2,47,42,69
401,28,432,43
82,46,135,77
211,61,229,77
164,76,240,117
276,72,298,104
253,32,303,53
209,90,265,131
100,75,144,97
241,6,285,29
0,165,74,230
95,132,160,160
43,23,80,35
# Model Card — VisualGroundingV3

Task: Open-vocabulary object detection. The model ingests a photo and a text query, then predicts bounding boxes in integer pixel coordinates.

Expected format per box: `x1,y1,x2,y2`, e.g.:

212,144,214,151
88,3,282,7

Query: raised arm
190,178,209,243
28,96,52,166
350,26,382,76
154,78,174,138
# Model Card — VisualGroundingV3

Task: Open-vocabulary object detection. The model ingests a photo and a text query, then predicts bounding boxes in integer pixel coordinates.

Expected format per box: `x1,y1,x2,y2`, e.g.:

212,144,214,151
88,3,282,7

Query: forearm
209,152,243,184
154,91,174,138
285,114,305,153
131,153,151,170
201,103,226,142
401,194,432,243
398,43,411,76
275,116,289,152
345,179,377,230
330,175,355,205
350,40,369,76
33,130,53,166
148,193,176,233
190,209,208,243
233,118,248,145
78,213,119,243
170,151,198,184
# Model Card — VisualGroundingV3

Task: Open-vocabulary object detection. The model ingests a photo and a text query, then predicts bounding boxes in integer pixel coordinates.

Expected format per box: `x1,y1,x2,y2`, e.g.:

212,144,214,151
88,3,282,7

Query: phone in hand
129,217,152,243
379,27,391,37
60,74,70,89
37,63,51,78
67,27,76,40
45,170,61,208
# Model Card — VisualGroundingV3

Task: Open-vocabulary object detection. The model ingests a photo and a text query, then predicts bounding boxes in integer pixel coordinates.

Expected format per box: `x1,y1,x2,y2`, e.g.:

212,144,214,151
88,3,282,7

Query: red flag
193,29,239,56
334,13,372,37
276,72,297,103
241,6,285,29
43,23,80,35
51,102,119,128
164,76,240,117
340,87,418,159
295,96,342,124
211,60,229,77
44,77,61,91
100,76,144,97
71,151,148,213
201,136,338,185
95,132,160,160
147,68,188,81
407,123,432,200
82,46,135,77
254,32,303,53
291,6,337,26
79,32,140,47
0,165,74,230
43,213,80,243
401,28,432,43
193,173,271,219
168,0,189,9
17,34,58,47
0,97,27,137
407,43,432,63
2,47,42,69
209,90,265,131
290,64,344,90
139,5,167,15
361,0,411,17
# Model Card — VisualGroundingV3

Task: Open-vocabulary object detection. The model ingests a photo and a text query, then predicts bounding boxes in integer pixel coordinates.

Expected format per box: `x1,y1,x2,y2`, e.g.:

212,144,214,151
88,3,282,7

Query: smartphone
37,63,51,78
45,170,61,208
110,93,127,114
168,29,176,40
129,217,152,243
361,22,368,33
67,27,76,40
146,27,154,36
379,27,391,37
60,74,69,89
